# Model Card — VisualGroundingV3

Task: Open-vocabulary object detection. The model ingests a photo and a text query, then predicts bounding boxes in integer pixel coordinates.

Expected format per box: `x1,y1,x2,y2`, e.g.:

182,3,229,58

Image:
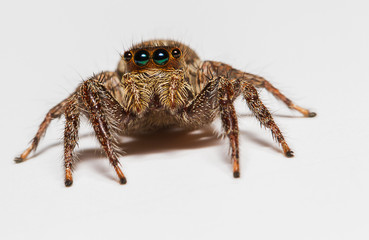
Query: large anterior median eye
134,50,150,66
153,49,169,65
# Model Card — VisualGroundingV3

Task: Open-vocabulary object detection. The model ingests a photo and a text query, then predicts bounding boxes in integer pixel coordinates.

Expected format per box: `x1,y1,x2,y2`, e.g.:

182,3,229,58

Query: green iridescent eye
153,49,169,65
134,50,150,66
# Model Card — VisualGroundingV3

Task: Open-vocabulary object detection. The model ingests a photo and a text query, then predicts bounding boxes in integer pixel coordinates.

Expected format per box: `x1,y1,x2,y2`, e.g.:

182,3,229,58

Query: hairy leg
15,71,124,164
195,62,293,174
217,77,240,177
242,81,294,157
182,76,241,177
63,95,80,186
80,78,127,185
182,80,219,126
200,61,316,117
15,96,71,163
201,61,294,156
188,61,297,177
240,72,316,117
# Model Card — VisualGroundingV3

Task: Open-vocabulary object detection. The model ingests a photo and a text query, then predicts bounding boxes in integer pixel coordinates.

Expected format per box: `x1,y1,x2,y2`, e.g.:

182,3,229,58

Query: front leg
202,61,295,156
184,61,297,178
79,77,128,185
182,77,241,177
217,77,240,177
63,72,130,187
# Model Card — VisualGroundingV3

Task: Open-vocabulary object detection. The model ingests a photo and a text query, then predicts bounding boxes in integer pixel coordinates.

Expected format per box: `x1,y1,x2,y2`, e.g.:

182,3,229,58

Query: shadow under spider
30,114,290,178
74,126,283,181
71,127,224,181
76,127,221,161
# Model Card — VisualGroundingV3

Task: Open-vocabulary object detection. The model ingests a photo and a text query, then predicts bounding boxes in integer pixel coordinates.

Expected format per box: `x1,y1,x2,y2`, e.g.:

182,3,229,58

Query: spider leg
182,80,219,126
241,81,294,157
79,77,128,186
183,76,241,177
15,96,71,163
240,72,316,117
63,95,80,186
201,61,316,117
217,77,240,177
204,61,294,156
191,61,295,177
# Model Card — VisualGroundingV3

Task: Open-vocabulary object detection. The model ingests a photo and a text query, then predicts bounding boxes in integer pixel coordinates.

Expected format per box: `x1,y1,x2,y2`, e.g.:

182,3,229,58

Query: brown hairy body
15,39,316,187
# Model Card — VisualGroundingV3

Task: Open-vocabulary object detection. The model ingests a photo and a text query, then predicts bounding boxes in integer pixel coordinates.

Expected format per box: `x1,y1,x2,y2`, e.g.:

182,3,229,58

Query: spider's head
117,40,200,75
117,40,201,113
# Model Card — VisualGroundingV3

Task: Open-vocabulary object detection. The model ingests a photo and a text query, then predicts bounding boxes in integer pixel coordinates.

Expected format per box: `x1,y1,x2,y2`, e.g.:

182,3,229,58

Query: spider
15,39,316,187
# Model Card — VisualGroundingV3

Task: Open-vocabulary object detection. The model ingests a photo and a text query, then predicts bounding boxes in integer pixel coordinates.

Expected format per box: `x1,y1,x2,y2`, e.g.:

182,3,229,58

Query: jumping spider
15,39,316,187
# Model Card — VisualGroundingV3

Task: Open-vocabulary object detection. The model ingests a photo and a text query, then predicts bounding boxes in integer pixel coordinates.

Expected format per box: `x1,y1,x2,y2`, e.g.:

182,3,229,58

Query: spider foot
119,177,127,185
14,156,25,164
307,111,317,118
294,105,317,118
65,168,73,187
233,171,240,178
64,179,73,187
285,150,294,158
281,141,294,158
114,166,127,185
14,147,33,163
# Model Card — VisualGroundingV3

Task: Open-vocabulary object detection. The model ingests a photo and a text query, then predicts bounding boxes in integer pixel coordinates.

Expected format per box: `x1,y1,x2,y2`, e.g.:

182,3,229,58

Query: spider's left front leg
182,77,241,177
202,61,294,158
185,62,295,178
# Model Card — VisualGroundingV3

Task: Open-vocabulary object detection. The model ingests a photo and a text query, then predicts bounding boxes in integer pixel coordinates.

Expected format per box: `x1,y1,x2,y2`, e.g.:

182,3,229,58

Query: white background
1,0,368,239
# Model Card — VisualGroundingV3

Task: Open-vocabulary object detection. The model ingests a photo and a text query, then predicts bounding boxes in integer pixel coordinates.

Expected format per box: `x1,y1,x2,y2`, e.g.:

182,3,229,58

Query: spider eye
153,49,169,65
123,51,132,61
134,50,150,66
171,48,181,58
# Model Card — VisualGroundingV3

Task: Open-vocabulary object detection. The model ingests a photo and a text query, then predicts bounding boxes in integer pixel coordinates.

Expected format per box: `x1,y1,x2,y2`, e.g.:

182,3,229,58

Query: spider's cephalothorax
15,39,316,187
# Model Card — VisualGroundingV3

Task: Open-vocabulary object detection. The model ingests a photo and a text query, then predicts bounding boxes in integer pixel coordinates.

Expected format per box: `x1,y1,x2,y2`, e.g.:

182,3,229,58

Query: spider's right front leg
203,62,294,158
64,74,130,187
80,79,128,185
